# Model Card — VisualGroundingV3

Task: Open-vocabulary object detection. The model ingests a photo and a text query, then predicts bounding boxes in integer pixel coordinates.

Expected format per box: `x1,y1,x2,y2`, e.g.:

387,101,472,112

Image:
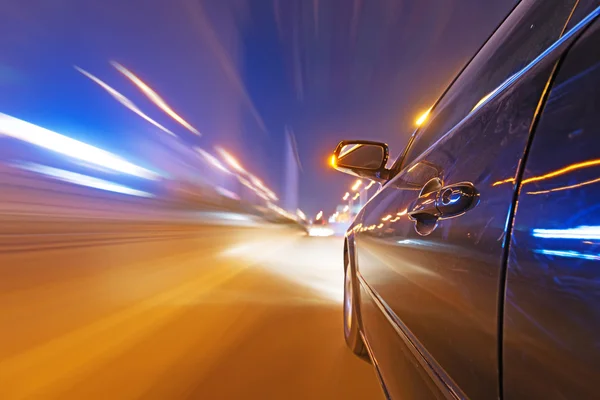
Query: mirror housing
331,140,391,182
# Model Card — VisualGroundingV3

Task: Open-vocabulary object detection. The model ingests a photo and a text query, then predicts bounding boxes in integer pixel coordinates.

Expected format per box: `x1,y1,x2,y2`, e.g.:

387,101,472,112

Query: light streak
75,66,175,137
526,176,600,195
532,226,600,240
195,147,231,174
111,61,201,136
415,107,432,126
0,113,158,180
15,162,153,197
215,147,246,173
493,159,600,187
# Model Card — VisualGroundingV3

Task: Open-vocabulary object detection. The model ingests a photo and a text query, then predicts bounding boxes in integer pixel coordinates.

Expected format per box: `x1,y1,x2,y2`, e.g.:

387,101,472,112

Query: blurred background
0,1,515,398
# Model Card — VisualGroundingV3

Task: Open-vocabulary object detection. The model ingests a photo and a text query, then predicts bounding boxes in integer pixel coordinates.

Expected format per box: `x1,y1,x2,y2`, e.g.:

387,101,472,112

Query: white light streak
111,61,201,136
532,226,600,240
15,162,153,197
0,113,158,180
75,66,176,137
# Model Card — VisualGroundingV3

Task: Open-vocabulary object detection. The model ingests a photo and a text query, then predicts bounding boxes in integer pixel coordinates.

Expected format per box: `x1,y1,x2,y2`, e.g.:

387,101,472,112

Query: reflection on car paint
532,225,600,239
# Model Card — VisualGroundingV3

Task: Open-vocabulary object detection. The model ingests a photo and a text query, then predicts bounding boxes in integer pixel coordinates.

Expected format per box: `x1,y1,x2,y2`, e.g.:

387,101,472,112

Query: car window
394,0,577,172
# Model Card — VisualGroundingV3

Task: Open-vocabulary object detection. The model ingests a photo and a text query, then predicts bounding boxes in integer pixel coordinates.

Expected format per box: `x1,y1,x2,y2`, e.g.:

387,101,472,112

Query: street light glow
351,179,362,191
416,107,432,126
352,193,360,201
316,211,323,220
343,205,349,212
342,192,350,201
365,181,376,190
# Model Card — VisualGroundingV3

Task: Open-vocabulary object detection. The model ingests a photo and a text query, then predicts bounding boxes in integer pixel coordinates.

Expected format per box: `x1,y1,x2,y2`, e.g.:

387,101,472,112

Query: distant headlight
308,226,334,237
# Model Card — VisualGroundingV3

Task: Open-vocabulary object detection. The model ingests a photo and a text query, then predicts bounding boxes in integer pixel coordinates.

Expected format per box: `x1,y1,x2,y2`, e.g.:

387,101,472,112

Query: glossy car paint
344,3,600,399
354,51,558,400
503,18,600,399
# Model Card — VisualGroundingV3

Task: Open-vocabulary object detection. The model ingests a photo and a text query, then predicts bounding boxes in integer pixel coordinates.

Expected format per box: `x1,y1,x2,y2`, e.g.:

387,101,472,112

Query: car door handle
437,183,479,218
408,179,479,235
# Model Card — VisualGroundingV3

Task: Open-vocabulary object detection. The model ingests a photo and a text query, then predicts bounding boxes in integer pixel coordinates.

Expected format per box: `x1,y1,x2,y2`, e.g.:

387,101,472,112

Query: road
0,222,382,399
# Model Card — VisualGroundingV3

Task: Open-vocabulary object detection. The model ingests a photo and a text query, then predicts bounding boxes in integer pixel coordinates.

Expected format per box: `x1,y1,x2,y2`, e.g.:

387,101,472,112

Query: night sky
0,0,516,217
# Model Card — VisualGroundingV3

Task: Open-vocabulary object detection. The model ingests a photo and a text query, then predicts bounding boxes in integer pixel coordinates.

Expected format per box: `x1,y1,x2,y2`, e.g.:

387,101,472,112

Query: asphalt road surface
0,222,383,399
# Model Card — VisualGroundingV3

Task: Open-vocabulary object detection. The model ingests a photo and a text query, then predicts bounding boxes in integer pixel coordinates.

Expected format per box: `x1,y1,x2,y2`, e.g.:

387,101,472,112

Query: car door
503,8,600,399
352,1,580,399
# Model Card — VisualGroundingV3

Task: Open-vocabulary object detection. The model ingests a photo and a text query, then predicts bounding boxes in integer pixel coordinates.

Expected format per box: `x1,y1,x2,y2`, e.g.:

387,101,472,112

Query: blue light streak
532,226,600,240
0,113,158,180
534,249,600,261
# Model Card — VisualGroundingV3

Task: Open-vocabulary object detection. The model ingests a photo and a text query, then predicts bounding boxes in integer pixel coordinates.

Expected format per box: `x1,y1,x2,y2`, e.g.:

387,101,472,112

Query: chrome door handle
408,178,479,235
436,183,479,218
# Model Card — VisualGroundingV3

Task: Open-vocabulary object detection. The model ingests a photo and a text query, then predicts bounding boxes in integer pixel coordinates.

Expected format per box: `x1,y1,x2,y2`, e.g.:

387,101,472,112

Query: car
330,1,600,399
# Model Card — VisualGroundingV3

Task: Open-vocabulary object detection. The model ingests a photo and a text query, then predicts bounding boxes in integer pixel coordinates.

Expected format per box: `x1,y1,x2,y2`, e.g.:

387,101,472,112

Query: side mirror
332,140,390,182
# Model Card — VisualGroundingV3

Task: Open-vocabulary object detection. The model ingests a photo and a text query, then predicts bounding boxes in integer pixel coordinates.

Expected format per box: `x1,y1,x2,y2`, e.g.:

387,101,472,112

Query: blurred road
0,222,382,399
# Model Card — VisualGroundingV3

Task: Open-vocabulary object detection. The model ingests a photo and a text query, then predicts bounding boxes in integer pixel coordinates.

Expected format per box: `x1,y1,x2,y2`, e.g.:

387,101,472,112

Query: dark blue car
331,1,600,398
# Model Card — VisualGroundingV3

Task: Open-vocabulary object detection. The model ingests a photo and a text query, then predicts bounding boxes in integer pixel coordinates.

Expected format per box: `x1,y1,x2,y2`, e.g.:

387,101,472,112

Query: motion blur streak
215,147,246,173
111,61,201,136
0,113,158,180
534,249,600,261
0,225,380,399
194,147,232,174
13,162,154,198
532,225,600,240
75,66,176,137
526,176,600,195
493,158,600,186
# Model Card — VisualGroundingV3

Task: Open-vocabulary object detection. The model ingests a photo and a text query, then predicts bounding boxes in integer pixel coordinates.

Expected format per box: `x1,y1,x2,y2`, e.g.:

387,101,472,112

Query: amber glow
352,193,360,201
351,179,362,191
382,215,392,221
330,155,336,167
415,107,432,126
397,208,408,216
493,159,600,187
472,92,494,112
492,177,516,187
526,176,600,195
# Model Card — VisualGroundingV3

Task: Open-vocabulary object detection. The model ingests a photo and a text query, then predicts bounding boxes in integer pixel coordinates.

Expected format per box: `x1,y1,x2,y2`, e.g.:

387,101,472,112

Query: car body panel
355,56,557,400
503,16,600,400
347,2,597,399
357,277,448,400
